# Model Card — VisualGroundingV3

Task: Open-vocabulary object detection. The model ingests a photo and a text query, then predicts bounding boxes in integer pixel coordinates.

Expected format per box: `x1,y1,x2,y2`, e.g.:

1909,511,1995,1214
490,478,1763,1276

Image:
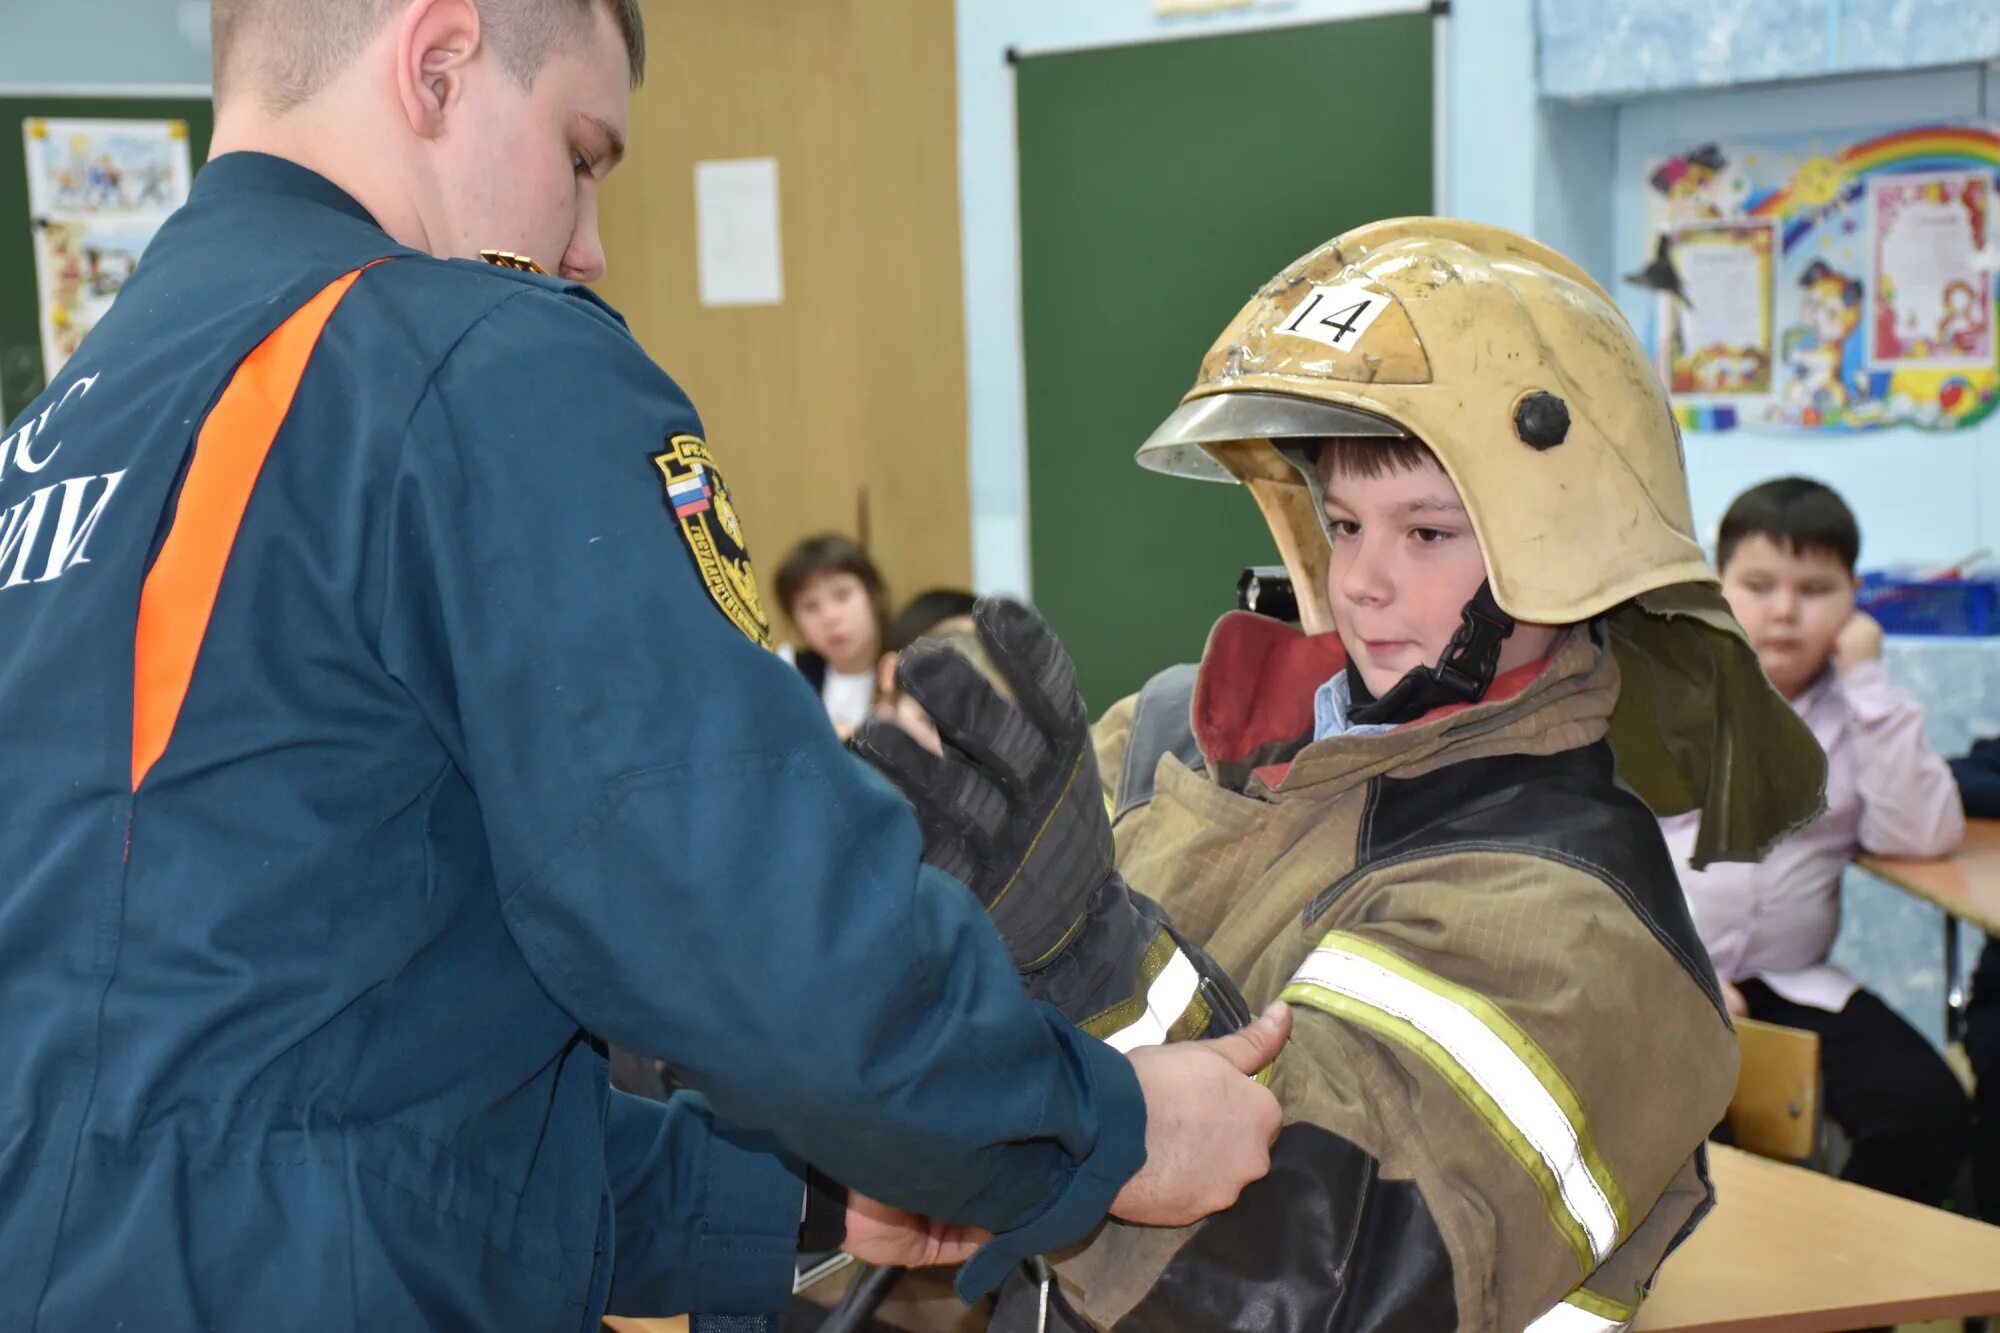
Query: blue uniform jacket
0,153,1144,1332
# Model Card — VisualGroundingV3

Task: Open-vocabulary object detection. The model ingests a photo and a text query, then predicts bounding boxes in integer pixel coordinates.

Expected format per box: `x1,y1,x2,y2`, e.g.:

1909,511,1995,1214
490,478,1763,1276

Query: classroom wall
1539,0,2000,100
594,0,973,624
1444,1,2000,569
0,0,211,89
1610,64,2000,568
12,0,1999,576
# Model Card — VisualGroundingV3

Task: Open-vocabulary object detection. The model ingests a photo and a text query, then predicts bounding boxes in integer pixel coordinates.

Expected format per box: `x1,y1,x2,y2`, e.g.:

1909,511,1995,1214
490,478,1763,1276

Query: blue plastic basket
1855,571,2000,636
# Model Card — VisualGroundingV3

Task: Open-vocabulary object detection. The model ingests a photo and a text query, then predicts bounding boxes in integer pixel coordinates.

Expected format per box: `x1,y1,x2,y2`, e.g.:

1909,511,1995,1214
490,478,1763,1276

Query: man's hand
1721,979,1749,1019
842,1193,990,1268
1834,609,1884,675
1111,1001,1292,1226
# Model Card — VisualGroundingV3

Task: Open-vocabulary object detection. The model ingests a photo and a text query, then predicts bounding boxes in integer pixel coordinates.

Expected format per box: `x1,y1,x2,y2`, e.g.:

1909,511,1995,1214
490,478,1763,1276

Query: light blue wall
0,0,211,88
1539,0,2000,101
1610,65,2000,568
953,0,1436,595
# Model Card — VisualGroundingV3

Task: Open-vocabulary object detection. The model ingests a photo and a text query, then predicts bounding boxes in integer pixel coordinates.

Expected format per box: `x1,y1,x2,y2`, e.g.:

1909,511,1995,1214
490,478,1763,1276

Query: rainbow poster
1643,123,2000,434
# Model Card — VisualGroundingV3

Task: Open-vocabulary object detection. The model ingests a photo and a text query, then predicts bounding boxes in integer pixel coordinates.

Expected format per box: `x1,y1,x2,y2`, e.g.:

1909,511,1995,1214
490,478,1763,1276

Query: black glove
850,597,1110,969
851,600,1250,1040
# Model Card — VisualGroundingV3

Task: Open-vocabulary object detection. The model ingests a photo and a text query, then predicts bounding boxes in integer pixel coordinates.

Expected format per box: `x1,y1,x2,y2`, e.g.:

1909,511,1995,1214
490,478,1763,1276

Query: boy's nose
1337,542,1393,607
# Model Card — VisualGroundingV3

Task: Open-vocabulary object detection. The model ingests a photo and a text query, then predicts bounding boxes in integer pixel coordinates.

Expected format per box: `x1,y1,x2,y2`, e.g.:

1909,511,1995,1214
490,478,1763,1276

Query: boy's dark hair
888,589,979,652
1717,477,1860,574
1312,435,1441,482
775,533,889,629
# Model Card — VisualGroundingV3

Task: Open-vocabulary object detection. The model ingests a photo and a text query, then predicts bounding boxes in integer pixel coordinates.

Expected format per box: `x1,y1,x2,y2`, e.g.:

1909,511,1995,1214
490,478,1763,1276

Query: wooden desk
1856,816,2000,1041
1636,1146,2000,1332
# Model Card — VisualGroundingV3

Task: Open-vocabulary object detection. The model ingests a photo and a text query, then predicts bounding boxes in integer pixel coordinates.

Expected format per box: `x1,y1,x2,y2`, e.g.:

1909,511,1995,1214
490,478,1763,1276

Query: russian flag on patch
668,467,713,517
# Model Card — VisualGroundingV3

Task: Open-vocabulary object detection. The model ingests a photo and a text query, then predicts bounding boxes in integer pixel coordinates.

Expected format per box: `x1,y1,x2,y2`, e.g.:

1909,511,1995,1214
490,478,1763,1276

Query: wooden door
597,0,971,635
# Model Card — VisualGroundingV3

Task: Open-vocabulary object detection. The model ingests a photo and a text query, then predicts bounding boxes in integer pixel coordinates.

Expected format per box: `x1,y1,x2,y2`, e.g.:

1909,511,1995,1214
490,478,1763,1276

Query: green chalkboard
1,96,213,423
1015,15,1433,712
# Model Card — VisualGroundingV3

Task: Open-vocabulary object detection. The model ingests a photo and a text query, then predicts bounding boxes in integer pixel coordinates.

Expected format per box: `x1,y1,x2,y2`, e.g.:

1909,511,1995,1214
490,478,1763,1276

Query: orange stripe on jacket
131,264,378,790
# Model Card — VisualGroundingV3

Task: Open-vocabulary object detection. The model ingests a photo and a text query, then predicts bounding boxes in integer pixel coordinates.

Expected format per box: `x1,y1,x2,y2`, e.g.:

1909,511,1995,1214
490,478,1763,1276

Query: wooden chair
1725,1016,1822,1164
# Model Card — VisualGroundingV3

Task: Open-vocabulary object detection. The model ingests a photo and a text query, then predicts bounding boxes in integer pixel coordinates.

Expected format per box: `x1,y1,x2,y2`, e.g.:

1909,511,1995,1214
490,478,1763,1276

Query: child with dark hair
887,588,980,653
774,534,890,737
1662,477,1972,1206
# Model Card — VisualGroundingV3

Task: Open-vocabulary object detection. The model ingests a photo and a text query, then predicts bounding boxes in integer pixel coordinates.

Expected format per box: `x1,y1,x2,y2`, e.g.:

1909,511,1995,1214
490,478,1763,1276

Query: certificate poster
22,117,192,378
1869,172,1993,370
1659,220,1774,398
1641,125,2000,434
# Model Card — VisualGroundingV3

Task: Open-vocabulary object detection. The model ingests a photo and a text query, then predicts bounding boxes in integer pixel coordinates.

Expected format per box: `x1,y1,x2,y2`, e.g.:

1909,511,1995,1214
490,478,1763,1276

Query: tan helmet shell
1137,218,1715,635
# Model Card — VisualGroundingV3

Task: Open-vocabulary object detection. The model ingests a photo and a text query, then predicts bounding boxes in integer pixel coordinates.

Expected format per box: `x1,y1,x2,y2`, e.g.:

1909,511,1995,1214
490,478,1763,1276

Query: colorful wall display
21,117,193,380
1641,124,2000,433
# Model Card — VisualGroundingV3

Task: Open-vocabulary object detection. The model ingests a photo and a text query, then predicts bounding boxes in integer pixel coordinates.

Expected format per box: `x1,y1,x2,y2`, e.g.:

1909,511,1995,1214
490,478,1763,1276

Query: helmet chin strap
1347,582,1516,726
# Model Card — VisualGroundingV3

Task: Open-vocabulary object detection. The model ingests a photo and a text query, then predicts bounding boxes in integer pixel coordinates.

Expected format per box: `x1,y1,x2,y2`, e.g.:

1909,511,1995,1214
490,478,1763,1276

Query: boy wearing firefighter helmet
855,218,1825,1332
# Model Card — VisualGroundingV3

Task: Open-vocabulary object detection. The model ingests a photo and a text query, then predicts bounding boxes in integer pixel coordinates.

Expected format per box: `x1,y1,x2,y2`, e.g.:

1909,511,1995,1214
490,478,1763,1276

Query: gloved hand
852,599,1253,1054
849,597,1108,970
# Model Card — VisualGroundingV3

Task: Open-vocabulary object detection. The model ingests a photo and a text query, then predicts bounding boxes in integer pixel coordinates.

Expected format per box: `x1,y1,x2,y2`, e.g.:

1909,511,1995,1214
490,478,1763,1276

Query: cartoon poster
1640,126,2000,434
1869,172,1993,370
22,117,193,379
1659,221,1774,398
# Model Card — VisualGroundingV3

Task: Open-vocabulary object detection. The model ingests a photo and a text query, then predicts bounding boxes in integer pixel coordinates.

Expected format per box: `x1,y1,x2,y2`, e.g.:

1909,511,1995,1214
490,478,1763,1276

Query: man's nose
563,222,607,285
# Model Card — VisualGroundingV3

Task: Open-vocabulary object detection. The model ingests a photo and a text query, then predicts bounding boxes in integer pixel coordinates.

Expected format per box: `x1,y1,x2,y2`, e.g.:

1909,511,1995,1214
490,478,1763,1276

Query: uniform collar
193,151,382,230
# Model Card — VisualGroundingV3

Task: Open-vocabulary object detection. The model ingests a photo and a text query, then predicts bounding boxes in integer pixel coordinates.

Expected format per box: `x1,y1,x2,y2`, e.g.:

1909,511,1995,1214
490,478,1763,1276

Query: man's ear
394,0,483,140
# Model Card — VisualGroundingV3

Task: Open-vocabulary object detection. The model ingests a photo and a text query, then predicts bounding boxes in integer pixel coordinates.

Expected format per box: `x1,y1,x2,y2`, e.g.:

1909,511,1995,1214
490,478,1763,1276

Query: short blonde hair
213,0,645,111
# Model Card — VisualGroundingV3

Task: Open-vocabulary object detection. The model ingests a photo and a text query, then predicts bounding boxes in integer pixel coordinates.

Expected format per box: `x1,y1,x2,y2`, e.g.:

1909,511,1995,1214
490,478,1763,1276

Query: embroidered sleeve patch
650,433,772,647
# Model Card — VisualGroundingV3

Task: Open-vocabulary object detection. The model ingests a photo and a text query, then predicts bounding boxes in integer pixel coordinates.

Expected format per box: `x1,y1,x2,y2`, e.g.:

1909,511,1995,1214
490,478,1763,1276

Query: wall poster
1640,125,2000,434
22,117,193,380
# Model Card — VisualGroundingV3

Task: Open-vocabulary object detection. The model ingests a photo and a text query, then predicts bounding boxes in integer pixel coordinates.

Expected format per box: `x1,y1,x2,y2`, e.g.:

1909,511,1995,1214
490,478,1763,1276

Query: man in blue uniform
0,1,1290,1328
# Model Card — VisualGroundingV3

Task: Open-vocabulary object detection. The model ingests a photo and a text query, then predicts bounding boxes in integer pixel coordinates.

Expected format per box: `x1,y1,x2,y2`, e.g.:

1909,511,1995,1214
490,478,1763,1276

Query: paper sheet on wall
22,117,193,380
1661,221,1774,397
695,158,784,307
1869,172,1993,370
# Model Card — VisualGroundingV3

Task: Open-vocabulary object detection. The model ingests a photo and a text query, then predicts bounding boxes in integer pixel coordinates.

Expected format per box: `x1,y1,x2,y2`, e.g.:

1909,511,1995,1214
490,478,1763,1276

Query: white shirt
819,668,876,732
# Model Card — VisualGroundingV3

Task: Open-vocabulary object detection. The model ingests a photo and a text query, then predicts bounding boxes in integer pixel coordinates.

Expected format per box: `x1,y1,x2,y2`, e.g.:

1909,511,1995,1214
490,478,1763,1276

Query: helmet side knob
1514,391,1571,451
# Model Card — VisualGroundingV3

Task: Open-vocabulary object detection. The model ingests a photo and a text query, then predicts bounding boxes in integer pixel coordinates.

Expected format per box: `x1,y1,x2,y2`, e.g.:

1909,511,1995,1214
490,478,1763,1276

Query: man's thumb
1206,1001,1292,1075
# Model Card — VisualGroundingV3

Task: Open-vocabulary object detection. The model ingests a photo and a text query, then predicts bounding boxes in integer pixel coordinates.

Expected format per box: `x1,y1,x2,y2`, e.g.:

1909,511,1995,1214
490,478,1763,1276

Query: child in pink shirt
1661,478,1971,1205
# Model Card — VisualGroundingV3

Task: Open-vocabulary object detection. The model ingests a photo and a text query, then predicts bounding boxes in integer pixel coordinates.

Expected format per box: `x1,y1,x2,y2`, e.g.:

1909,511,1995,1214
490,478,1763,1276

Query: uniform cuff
689,1127,809,1315
953,1026,1148,1300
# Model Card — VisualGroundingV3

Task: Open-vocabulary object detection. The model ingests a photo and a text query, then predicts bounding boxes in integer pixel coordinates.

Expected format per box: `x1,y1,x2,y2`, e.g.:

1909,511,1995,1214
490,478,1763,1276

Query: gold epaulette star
478,249,549,275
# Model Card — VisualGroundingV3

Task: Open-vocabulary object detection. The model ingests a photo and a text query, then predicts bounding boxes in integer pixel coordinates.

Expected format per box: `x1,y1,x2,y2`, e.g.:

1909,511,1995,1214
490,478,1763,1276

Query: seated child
774,534,890,737
1661,477,1971,1206
849,219,1826,1332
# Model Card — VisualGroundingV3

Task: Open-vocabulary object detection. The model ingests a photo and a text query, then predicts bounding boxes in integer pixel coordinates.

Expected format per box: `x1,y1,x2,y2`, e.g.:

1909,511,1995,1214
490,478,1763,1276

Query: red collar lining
1193,612,1555,779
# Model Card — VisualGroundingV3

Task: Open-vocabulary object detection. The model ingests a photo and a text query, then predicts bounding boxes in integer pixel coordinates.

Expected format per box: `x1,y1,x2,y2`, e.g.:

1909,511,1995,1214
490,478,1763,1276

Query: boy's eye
1327,519,1360,538
572,150,593,177
1412,527,1452,544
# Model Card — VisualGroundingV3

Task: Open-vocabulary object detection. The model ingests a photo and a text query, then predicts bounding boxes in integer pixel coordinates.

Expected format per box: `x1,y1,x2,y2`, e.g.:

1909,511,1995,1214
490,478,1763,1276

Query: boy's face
790,571,879,671
1720,533,1856,700
1320,456,1560,698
